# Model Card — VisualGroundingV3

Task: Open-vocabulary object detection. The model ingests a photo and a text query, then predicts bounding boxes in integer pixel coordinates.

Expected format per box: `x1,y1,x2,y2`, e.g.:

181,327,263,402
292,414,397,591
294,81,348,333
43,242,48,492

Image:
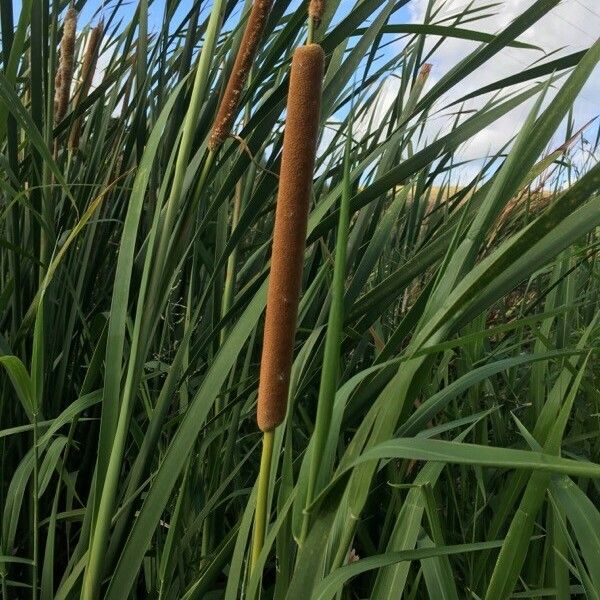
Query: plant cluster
0,0,599,598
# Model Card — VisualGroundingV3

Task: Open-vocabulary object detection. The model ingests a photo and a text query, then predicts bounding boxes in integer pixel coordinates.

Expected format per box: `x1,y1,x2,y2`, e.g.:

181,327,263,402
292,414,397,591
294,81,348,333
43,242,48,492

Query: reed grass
0,0,598,598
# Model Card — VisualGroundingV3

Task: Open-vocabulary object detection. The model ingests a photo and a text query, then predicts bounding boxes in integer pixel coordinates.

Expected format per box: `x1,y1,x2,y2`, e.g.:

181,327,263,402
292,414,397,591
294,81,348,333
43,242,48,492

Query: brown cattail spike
308,0,325,25
69,22,104,152
256,44,325,432
208,0,272,151
55,6,78,124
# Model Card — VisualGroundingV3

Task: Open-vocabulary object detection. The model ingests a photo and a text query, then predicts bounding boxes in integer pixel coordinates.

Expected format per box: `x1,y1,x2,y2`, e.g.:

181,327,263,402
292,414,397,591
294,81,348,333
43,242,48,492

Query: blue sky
76,0,598,181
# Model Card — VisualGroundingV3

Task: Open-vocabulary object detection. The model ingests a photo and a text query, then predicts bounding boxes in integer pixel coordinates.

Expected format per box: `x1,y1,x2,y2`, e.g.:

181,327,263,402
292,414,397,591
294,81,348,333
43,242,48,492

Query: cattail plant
54,5,77,125
208,0,273,151
251,42,325,572
69,22,104,152
4,0,599,597
308,0,325,26
307,0,325,43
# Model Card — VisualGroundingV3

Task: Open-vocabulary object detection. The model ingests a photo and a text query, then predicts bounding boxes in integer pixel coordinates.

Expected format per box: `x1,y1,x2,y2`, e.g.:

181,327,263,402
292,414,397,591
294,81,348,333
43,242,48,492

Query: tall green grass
0,0,599,597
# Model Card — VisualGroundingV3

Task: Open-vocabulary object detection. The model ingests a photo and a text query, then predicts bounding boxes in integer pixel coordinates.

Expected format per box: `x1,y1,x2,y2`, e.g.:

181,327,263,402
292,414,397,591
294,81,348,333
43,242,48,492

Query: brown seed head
80,23,103,92
256,44,325,432
308,0,325,24
69,22,104,152
54,6,78,124
208,0,273,151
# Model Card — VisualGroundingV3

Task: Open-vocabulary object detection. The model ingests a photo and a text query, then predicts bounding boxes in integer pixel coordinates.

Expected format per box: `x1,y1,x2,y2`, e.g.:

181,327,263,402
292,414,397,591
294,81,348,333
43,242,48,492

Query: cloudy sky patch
372,0,599,178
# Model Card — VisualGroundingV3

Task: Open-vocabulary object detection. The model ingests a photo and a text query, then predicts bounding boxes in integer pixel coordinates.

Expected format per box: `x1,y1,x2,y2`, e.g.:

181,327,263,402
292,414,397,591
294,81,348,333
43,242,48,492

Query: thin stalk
250,429,274,573
216,90,249,427
136,0,148,158
201,149,216,202
41,0,59,274
31,295,44,600
220,179,243,346
307,19,315,44
215,177,243,469
30,0,44,285
158,461,190,599
153,0,224,275
301,120,352,543
32,410,39,600
223,329,257,481
1,0,21,333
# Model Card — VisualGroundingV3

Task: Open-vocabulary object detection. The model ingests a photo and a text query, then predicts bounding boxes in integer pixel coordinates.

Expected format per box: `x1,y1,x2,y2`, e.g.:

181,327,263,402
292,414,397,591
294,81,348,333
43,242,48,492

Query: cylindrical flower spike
55,6,78,124
256,44,325,432
308,0,325,24
69,22,104,152
208,0,272,151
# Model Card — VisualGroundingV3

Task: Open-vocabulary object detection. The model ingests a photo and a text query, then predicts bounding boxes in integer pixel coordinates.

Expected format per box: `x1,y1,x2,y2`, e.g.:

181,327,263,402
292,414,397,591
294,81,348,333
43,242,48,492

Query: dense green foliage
0,0,599,597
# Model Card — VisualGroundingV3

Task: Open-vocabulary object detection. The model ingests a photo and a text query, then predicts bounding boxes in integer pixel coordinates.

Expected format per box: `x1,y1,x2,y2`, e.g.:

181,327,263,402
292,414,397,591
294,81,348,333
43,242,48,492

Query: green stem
220,179,242,345
307,18,315,44
250,430,274,573
41,0,59,277
301,121,352,543
32,411,39,600
153,0,223,273
195,150,215,209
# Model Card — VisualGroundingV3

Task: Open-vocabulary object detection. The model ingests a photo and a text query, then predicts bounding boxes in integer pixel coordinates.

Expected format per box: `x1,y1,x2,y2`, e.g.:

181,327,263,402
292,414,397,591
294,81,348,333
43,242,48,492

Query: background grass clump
0,0,599,597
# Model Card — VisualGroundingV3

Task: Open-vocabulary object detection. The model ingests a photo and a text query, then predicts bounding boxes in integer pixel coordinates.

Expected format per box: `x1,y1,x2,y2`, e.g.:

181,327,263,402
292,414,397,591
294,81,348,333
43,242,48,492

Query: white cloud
374,0,599,177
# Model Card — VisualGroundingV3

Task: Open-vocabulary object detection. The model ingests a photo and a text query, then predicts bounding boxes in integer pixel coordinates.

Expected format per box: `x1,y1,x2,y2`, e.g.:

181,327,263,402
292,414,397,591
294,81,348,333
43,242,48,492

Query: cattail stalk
301,113,352,544
54,6,77,125
251,42,324,572
208,0,272,151
69,22,103,152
